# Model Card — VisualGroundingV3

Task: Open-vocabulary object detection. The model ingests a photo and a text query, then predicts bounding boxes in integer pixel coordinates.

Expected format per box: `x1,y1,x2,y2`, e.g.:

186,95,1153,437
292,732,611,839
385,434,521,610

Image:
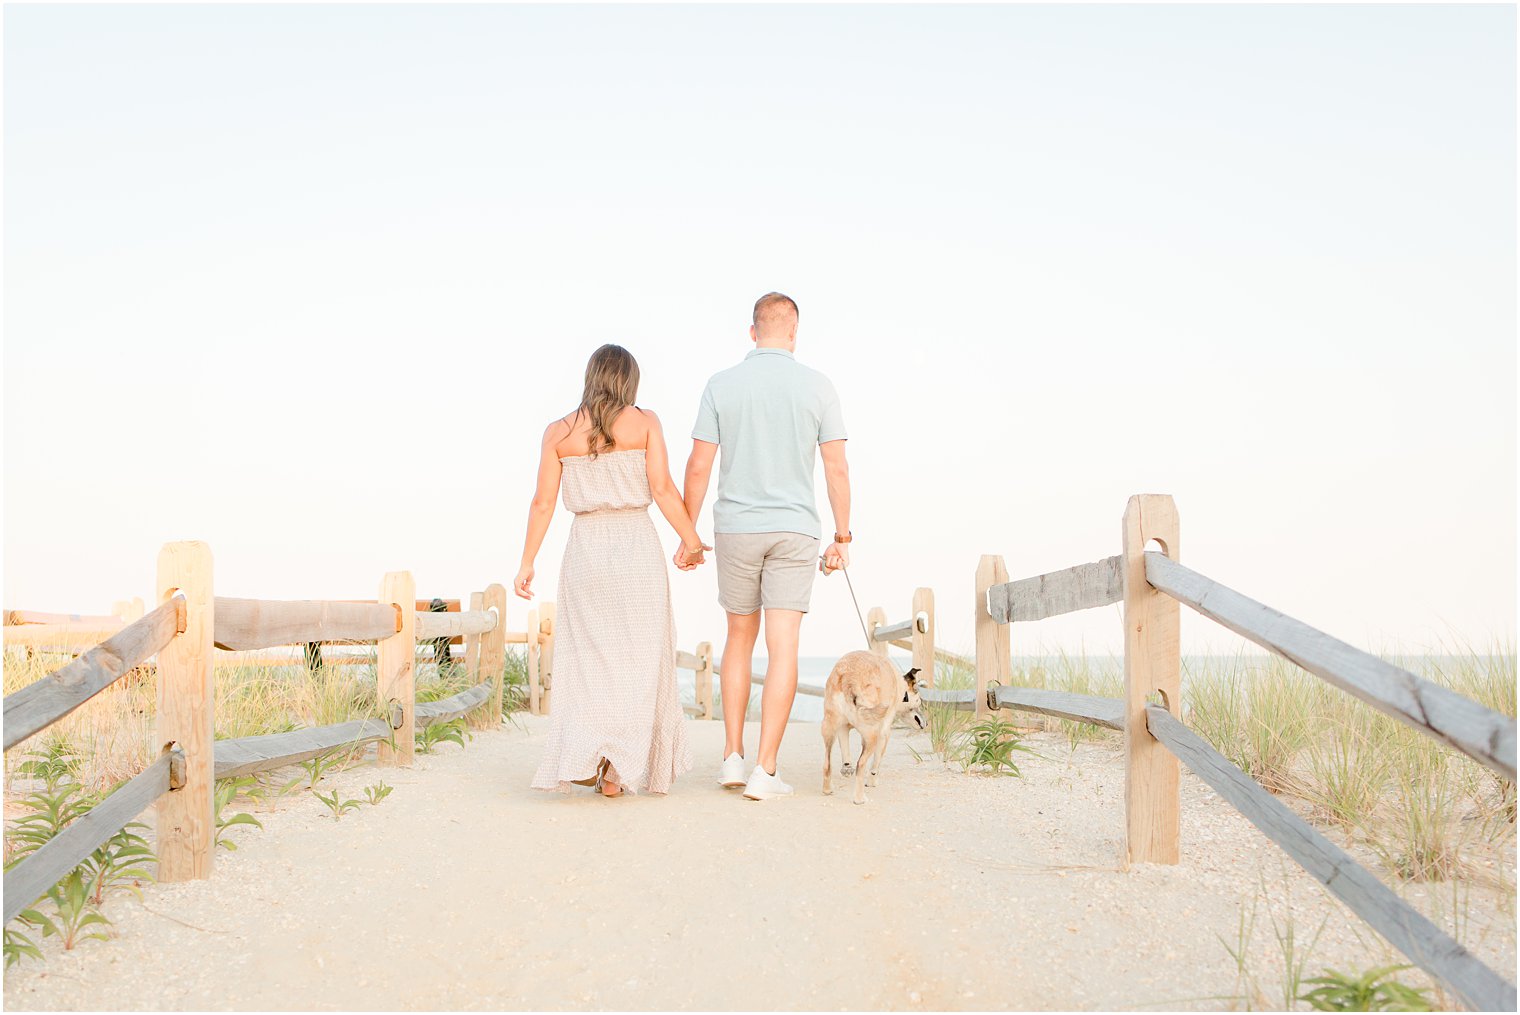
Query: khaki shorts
714,532,821,615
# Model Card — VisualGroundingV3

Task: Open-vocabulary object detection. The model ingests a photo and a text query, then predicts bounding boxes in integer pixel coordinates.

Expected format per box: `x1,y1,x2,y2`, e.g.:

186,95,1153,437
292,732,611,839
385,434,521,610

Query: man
678,292,852,801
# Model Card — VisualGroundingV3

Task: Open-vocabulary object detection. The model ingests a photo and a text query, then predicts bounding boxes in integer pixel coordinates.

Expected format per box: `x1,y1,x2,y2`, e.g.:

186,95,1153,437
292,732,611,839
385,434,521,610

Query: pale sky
4,4,1515,661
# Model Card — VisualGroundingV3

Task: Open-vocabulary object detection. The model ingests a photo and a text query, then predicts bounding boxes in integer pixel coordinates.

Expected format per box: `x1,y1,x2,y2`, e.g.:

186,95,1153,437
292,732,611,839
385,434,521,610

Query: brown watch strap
833,532,852,544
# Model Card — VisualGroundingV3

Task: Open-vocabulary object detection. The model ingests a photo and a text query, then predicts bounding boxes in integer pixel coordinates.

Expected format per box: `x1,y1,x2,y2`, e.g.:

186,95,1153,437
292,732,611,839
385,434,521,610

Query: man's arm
820,439,850,572
683,439,718,524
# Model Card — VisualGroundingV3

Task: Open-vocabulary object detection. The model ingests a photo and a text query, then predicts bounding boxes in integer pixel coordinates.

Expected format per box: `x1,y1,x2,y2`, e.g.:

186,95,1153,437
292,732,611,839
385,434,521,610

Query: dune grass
3,647,528,798
923,640,1515,892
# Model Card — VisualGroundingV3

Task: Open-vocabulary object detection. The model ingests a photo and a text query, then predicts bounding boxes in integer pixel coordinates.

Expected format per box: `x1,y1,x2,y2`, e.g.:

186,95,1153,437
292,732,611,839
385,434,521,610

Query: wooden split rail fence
683,588,944,709
909,493,1515,1011
0,541,573,923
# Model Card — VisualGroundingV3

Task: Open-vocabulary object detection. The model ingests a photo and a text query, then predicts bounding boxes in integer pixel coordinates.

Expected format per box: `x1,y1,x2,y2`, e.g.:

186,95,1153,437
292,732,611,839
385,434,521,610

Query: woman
518,344,707,797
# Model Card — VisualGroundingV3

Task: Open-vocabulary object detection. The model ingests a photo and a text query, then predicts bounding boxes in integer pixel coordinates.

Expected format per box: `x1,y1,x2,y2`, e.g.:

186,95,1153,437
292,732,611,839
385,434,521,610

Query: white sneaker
742,766,794,801
718,753,747,788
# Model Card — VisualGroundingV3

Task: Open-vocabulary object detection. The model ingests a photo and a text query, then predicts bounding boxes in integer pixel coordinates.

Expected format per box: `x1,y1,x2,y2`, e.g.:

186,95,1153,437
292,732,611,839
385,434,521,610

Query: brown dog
821,651,924,804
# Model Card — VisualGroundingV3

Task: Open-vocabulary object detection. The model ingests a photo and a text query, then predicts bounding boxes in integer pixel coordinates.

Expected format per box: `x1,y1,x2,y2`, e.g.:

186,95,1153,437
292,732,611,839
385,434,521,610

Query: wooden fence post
975,555,1010,717
525,607,542,715
539,602,555,715
696,640,715,719
155,541,214,882
1122,494,1181,866
377,571,416,767
113,597,145,624
482,583,507,720
912,587,935,688
866,606,888,658
465,590,484,682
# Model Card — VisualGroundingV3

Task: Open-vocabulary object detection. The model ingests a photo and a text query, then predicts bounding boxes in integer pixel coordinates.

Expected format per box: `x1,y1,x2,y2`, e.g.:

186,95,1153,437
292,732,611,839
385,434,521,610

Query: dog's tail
850,687,884,710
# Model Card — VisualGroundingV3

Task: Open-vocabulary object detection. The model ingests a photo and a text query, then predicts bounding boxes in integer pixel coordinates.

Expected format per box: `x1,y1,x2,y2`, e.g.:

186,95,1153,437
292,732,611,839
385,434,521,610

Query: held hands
673,540,712,572
514,564,534,600
820,541,850,575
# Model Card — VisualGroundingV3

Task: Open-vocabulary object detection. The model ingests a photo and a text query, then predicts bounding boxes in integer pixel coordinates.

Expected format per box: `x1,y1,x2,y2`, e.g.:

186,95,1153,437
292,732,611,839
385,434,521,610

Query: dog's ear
903,668,920,690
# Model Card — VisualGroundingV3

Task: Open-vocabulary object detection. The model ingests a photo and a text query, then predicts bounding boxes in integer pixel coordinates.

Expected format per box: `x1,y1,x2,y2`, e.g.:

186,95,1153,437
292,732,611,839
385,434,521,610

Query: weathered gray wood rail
889,641,971,668
746,675,826,698
415,682,493,725
213,598,399,652
918,686,1124,731
1144,552,1517,783
871,613,927,643
918,688,978,710
994,686,1124,730
212,680,494,780
213,719,396,780
987,555,1123,624
964,497,1516,1009
1146,705,1514,1012
2,751,179,925
3,598,185,751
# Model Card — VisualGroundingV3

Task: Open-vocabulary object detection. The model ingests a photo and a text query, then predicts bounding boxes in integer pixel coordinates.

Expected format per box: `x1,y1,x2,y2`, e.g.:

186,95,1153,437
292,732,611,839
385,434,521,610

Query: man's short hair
753,292,799,334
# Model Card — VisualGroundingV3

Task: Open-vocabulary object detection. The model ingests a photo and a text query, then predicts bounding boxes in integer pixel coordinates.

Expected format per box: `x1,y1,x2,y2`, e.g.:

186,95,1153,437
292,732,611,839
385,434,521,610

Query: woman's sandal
598,764,624,798
570,758,609,788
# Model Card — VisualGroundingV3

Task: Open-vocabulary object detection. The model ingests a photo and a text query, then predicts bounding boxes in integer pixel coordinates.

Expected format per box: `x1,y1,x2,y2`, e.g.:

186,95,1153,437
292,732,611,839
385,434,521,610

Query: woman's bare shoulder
544,413,581,451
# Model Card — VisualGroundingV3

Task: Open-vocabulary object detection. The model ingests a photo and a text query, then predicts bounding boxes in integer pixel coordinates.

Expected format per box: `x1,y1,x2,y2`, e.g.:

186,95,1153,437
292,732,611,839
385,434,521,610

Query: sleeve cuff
818,433,848,443
691,431,719,443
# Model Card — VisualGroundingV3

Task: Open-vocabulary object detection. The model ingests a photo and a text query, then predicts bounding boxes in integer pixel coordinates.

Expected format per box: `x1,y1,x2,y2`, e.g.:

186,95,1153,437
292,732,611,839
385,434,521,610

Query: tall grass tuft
1376,729,1474,882
1299,711,1392,836
1187,655,1311,796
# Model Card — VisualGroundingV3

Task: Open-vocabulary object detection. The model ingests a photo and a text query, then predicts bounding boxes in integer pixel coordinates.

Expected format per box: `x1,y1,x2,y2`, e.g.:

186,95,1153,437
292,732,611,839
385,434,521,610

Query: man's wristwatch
833,532,852,544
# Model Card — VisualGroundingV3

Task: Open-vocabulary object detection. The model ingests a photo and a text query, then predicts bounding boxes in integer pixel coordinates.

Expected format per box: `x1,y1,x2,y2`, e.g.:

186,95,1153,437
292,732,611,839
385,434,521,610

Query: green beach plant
956,716,1037,776
215,777,265,851
4,918,47,969
313,788,363,820
16,738,84,791
416,719,470,754
298,747,358,789
363,781,394,805
81,820,155,905
5,782,94,864
1298,965,1433,1012
40,869,112,951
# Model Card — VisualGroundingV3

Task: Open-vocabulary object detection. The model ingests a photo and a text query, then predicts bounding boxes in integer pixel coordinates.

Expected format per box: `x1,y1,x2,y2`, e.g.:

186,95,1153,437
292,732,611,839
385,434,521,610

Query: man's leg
755,608,804,775
721,610,761,758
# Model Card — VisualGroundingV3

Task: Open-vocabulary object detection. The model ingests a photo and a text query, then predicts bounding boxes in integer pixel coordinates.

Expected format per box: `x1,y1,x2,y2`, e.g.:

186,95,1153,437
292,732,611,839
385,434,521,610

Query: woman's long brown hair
576,344,640,459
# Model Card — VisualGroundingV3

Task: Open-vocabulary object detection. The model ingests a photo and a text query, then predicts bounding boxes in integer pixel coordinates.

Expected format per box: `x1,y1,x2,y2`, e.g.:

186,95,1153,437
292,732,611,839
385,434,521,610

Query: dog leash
823,556,874,650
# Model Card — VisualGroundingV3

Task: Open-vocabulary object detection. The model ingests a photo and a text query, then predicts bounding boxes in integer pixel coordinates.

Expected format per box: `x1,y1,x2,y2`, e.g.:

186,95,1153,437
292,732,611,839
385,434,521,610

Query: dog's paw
841,763,855,776
853,796,867,806
822,784,833,795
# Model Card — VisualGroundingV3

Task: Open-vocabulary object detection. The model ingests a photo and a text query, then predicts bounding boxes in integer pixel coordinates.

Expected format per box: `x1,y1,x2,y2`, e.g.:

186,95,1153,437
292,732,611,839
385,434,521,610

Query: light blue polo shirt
692,348,847,538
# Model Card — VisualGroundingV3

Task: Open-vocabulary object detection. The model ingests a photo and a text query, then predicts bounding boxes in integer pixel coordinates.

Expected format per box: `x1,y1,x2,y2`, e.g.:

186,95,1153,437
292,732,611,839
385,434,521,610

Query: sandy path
5,715,1513,1011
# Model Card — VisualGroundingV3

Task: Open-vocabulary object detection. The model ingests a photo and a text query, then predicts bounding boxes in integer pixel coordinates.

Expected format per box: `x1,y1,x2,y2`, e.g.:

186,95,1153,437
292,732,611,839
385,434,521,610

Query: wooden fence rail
2,541,585,931
1147,705,1514,1012
214,720,396,781
1145,551,1517,783
414,609,498,641
960,493,1516,1010
213,599,399,652
2,749,181,925
986,555,1123,624
3,598,185,750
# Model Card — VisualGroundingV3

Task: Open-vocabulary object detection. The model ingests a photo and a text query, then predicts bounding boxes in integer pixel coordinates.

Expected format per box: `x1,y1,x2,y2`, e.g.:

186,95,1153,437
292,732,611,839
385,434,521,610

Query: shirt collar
745,348,794,360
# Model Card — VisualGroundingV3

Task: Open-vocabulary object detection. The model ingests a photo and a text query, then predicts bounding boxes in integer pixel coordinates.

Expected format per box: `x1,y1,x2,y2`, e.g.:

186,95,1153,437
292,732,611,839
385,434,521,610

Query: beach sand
4,713,1513,1011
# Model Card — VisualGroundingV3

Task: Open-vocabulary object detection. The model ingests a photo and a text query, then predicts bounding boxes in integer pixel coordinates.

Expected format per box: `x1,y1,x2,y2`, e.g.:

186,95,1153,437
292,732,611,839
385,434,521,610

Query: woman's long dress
530,448,693,794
